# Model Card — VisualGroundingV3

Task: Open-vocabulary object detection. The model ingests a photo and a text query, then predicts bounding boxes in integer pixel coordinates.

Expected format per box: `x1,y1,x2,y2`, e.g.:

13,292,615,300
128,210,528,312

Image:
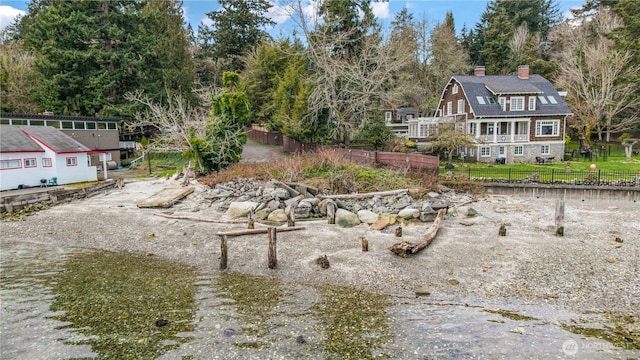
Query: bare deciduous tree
291,0,413,147
125,88,213,173
551,8,640,146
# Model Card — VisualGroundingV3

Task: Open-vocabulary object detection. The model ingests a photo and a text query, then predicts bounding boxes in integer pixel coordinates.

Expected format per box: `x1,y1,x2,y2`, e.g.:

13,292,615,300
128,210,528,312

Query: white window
1,159,21,169
24,158,37,168
541,145,550,155
447,101,452,115
535,120,559,136
43,158,52,167
480,146,491,157
510,96,524,111
514,145,524,156
528,96,536,110
66,157,78,166
547,96,558,104
538,95,548,105
499,97,506,111
476,96,486,105
457,99,464,114
452,84,458,94
406,114,413,120
385,111,392,122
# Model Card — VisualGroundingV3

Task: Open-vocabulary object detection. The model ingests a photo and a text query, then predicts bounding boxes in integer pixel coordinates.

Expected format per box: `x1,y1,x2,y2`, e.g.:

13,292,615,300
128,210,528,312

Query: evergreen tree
199,0,274,73
15,0,194,116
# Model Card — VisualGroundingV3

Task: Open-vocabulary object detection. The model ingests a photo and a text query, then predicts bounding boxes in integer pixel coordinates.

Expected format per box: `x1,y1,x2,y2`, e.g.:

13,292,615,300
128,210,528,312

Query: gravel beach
2,177,638,318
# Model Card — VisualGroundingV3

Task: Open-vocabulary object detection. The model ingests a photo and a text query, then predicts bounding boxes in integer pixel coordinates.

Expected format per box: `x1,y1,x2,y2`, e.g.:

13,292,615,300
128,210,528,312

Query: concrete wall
484,184,639,202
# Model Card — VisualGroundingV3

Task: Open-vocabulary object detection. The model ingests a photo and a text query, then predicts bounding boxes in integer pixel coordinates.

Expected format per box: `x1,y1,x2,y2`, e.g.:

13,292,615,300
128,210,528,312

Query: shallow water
1,241,638,359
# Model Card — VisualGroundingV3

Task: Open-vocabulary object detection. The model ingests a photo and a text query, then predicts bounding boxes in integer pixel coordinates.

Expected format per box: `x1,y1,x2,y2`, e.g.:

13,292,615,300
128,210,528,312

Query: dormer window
452,84,459,94
528,96,536,110
510,96,524,111
498,97,506,111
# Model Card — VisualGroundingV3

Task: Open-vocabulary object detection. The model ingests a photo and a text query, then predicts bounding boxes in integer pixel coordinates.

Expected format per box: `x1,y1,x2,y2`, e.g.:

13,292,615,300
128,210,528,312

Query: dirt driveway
240,139,286,163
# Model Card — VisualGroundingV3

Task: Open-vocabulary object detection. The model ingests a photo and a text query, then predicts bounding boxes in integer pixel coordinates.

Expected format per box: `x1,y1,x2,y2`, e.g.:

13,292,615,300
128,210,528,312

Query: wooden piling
287,206,296,227
220,235,228,270
395,226,403,237
498,224,507,236
555,199,565,236
268,227,277,269
247,208,255,229
327,202,336,224
362,238,369,252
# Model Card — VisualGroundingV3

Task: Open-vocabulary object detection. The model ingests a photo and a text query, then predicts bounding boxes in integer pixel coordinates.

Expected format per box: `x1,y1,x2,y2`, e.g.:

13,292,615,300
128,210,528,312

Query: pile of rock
201,179,475,228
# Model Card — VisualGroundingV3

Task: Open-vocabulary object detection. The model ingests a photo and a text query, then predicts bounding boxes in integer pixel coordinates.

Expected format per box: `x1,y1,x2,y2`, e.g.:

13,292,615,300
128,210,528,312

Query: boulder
357,210,378,224
226,201,259,218
267,209,288,222
295,200,313,218
254,208,270,221
371,213,398,230
398,208,420,220
335,209,360,228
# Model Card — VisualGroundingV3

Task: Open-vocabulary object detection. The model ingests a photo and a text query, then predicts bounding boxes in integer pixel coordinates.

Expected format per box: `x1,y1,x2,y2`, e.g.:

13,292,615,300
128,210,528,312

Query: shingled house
0,125,106,191
435,66,573,163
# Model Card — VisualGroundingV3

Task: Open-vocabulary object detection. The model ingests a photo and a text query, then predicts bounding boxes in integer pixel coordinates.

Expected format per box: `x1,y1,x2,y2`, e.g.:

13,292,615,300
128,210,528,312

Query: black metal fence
439,167,640,187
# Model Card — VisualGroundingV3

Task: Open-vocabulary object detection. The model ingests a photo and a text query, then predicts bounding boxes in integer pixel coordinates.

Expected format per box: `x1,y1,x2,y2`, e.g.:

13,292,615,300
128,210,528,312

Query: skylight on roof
487,97,496,104
547,96,558,104
538,95,548,104
476,96,486,105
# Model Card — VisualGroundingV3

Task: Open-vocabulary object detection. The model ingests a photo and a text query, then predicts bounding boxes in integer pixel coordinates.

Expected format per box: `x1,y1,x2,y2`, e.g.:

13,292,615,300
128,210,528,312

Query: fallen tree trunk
317,189,407,200
388,209,446,257
154,213,246,224
215,226,305,237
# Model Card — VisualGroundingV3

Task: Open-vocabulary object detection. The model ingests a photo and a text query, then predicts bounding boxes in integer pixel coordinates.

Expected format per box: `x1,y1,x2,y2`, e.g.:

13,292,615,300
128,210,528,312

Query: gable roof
0,125,45,153
0,125,91,154
447,74,572,118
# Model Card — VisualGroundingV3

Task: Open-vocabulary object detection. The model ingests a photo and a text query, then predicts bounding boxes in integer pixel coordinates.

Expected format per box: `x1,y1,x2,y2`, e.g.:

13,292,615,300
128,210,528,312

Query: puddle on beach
1,241,638,359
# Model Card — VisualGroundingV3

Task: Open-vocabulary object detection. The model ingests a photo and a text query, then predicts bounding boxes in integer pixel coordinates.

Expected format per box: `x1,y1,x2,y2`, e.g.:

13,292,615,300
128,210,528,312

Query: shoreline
2,178,639,317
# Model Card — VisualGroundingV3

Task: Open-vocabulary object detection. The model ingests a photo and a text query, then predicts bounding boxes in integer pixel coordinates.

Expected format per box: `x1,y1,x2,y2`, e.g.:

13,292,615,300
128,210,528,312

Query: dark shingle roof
0,125,44,152
453,74,572,117
0,125,90,153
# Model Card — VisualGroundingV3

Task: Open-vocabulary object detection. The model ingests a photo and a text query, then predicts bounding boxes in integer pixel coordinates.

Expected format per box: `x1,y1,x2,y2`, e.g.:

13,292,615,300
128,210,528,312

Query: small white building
0,125,104,191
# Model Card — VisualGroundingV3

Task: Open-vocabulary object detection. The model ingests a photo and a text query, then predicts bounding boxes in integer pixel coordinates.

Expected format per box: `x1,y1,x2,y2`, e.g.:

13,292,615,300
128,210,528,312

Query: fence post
551,168,555,185
508,168,511,184
468,167,471,179
597,169,601,186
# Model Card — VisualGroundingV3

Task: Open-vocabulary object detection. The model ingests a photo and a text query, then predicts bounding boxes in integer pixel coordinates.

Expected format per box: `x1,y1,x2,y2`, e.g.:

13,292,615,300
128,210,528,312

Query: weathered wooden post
247,208,255,229
555,199,565,236
395,226,403,237
287,205,296,227
361,237,369,252
327,202,336,224
220,235,228,270
268,227,277,269
498,224,507,236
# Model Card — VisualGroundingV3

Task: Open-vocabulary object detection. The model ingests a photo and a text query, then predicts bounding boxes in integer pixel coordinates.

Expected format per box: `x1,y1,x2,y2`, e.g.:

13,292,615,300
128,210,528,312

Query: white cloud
200,16,213,27
372,2,390,19
0,5,26,31
267,1,294,25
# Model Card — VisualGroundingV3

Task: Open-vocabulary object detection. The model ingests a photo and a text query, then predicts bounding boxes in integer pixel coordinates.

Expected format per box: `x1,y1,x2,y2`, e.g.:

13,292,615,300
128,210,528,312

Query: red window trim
43,158,53,167
0,159,22,170
25,158,37,168
66,156,78,167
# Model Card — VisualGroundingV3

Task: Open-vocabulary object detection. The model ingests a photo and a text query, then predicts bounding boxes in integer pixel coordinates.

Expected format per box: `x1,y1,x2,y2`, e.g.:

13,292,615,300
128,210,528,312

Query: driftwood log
318,189,407,200
215,226,305,237
388,209,446,257
155,213,245,224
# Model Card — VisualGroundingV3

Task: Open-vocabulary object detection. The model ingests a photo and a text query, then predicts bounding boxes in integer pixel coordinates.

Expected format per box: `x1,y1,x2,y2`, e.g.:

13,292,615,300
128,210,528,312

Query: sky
1,0,585,36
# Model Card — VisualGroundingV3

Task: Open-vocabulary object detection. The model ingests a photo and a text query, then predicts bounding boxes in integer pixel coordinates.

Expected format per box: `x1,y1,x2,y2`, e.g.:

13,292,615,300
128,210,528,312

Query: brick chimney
474,66,486,77
517,65,529,80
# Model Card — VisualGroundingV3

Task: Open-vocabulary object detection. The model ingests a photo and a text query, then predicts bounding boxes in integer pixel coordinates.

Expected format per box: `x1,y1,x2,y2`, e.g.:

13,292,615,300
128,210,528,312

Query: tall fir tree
198,0,274,74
